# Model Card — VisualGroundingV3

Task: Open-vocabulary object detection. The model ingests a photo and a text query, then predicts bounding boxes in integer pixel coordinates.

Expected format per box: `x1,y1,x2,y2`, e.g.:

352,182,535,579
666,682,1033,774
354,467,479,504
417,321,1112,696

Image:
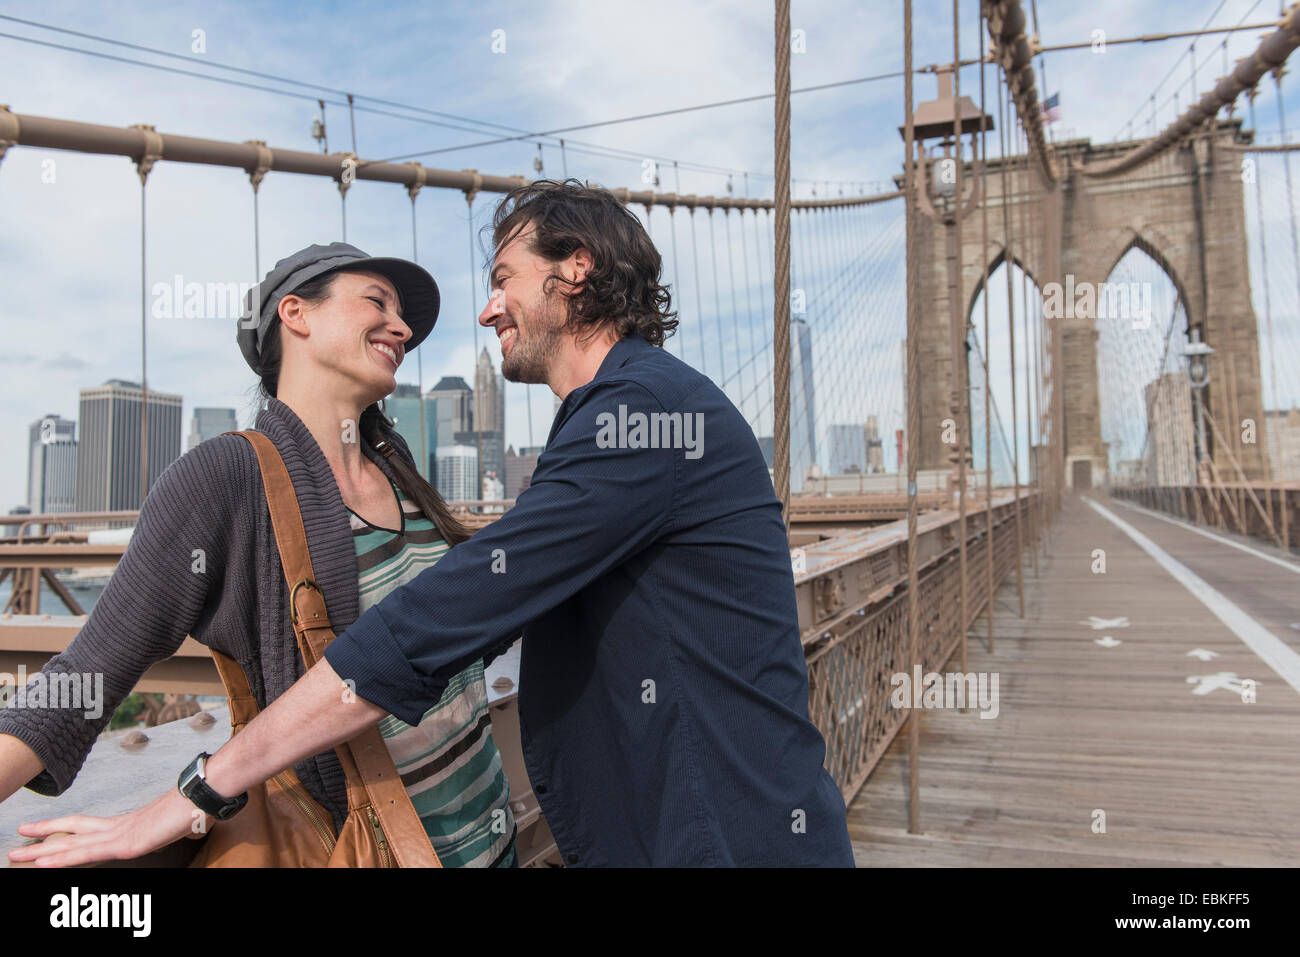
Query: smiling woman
0,242,519,868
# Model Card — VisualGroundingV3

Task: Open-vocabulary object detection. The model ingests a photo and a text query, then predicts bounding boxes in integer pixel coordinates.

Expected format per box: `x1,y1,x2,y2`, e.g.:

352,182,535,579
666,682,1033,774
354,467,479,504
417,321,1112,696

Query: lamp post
1185,328,1214,477
899,66,994,500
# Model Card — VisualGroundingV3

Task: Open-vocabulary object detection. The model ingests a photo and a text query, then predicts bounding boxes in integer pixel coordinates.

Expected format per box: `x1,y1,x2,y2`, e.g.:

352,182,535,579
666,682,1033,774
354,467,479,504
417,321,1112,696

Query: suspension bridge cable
374,69,911,166
997,61,1026,618
688,209,708,378
139,177,148,507
738,206,761,418
739,206,904,423
707,210,729,392
251,186,261,281
951,0,970,673
410,196,428,481
1015,120,1039,578
1248,96,1281,464
979,0,995,652
1273,69,1300,423
743,207,905,469
901,0,922,836
1109,0,1232,140
722,211,751,423
667,207,683,360
467,195,484,499
0,24,847,198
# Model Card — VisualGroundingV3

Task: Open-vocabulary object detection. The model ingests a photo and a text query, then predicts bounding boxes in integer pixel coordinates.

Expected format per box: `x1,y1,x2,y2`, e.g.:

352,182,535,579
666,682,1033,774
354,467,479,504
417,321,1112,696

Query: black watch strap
178,752,248,821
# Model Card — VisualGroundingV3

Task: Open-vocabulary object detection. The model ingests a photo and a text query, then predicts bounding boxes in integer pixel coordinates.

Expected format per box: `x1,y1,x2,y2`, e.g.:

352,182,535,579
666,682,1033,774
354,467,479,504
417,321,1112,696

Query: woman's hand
6,787,208,867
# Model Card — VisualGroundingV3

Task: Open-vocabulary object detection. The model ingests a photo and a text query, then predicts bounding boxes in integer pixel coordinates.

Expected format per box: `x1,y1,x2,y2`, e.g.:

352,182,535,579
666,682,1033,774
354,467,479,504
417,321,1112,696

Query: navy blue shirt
325,334,853,866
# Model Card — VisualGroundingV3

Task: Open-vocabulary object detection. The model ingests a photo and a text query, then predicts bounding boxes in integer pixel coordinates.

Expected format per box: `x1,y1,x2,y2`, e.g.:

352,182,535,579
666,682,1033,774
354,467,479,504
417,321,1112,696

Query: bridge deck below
848,493,1300,866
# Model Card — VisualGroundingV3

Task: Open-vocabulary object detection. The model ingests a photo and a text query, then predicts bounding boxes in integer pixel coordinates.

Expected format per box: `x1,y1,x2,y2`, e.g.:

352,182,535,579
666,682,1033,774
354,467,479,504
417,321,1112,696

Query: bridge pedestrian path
847,492,1300,866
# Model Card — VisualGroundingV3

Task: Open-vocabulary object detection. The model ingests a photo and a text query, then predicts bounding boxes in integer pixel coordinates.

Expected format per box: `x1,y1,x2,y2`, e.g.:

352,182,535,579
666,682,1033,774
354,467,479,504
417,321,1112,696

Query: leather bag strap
226,429,442,868
208,648,260,732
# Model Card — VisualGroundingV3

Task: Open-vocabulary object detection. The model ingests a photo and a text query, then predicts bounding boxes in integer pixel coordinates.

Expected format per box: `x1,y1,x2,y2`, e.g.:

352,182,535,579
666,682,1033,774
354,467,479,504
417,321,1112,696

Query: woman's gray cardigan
0,397,416,832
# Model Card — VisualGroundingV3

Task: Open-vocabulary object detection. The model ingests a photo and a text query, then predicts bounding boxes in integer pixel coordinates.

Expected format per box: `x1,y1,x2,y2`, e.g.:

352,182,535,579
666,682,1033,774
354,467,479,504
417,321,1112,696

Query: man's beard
501,292,566,384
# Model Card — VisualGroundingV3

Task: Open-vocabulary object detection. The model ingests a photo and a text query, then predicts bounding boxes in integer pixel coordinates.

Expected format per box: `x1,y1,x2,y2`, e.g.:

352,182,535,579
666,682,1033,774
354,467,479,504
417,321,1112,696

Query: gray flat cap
237,242,440,373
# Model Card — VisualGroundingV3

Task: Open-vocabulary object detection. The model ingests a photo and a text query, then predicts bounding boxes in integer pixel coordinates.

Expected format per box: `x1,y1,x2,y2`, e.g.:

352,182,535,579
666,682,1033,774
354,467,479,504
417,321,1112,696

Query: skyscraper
27,414,77,515
827,424,867,474
789,317,817,491
473,348,507,484
384,384,437,481
436,445,479,502
76,379,182,511
427,376,473,448
475,348,506,437
826,417,886,475
504,445,540,498
865,415,885,472
187,408,238,451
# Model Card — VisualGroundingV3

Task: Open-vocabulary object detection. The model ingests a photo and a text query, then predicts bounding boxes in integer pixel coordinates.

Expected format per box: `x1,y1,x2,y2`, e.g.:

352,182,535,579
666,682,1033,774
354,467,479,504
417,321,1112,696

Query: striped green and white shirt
347,483,516,868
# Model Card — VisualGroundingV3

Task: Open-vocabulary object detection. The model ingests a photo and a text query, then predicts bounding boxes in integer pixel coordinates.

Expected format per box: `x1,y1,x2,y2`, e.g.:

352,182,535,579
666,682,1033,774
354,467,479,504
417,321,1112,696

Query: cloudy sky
0,0,1296,511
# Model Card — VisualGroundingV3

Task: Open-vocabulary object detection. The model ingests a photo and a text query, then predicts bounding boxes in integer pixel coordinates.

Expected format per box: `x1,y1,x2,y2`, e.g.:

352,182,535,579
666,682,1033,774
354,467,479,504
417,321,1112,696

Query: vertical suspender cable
139,179,148,506
411,198,428,481
467,195,484,501
952,0,969,679
774,0,793,530
723,210,749,421
997,64,1026,618
667,161,684,360
1274,71,1300,441
789,207,805,473
347,93,358,154
1249,96,1281,490
253,188,261,280
1016,124,1038,576
708,210,729,392
755,208,772,436
689,209,708,379
979,0,994,655
739,174,761,400
902,0,922,835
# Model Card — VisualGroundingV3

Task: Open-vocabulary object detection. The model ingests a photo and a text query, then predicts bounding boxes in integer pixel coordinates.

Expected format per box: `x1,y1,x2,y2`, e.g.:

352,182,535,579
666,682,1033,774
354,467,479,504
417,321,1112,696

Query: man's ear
570,247,594,286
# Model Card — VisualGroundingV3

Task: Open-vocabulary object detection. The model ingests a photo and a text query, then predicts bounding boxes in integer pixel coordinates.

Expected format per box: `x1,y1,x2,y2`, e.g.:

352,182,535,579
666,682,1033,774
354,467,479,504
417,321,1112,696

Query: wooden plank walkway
847,492,1300,866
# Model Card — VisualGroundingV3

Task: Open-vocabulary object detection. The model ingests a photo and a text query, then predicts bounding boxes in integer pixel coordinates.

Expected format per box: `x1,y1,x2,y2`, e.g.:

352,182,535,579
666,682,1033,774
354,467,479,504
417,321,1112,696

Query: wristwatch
177,752,248,820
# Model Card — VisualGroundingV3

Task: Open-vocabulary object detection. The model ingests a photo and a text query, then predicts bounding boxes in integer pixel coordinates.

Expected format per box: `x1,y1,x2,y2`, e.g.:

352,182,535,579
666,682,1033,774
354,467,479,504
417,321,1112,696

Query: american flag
1040,92,1062,124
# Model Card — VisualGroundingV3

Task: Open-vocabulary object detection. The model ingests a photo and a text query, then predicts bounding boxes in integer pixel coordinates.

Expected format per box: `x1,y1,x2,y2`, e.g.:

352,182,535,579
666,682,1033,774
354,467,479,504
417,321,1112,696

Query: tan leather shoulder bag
188,429,441,868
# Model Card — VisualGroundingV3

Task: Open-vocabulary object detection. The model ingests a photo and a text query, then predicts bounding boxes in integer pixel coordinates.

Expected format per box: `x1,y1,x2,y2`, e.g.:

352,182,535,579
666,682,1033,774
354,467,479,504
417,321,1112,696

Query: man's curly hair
489,179,679,347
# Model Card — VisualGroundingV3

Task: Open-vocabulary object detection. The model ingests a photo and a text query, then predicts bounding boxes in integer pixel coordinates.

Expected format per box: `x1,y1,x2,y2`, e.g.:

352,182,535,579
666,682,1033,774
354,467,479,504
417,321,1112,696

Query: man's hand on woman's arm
6,657,382,867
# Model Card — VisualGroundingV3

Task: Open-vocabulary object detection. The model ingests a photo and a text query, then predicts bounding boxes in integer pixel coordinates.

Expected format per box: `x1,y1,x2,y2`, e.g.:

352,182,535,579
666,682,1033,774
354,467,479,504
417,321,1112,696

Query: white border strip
1110,497,1300,576
1086,497,1300,697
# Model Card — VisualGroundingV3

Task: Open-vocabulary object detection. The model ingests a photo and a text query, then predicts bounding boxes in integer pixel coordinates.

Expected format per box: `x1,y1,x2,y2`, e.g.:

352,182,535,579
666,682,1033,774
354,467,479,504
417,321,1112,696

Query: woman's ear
277,294,312,340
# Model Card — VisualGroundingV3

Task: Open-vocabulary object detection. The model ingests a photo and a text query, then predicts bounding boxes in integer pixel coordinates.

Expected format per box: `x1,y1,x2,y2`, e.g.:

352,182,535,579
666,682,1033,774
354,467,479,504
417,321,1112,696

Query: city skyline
18,352,534,514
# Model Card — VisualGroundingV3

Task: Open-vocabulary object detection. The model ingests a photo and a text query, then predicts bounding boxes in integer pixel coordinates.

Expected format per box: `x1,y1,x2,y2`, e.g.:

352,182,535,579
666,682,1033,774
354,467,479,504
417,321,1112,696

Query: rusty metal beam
0,105,898,213
0,543,126,568
0,628,221,695
0,510,137,542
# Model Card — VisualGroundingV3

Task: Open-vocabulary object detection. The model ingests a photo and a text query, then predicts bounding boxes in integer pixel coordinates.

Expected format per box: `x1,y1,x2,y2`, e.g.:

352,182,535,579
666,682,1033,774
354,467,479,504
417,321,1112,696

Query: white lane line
1110,496,1300,576
1085,497,1300,698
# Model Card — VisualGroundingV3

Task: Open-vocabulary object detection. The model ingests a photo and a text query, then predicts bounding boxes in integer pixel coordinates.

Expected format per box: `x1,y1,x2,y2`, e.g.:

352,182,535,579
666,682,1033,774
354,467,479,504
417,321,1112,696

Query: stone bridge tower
912,117,1269,486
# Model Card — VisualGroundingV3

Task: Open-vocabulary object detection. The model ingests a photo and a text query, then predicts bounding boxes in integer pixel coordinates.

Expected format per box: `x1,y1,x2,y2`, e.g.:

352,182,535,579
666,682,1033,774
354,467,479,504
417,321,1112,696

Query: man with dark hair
20,180,855,867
